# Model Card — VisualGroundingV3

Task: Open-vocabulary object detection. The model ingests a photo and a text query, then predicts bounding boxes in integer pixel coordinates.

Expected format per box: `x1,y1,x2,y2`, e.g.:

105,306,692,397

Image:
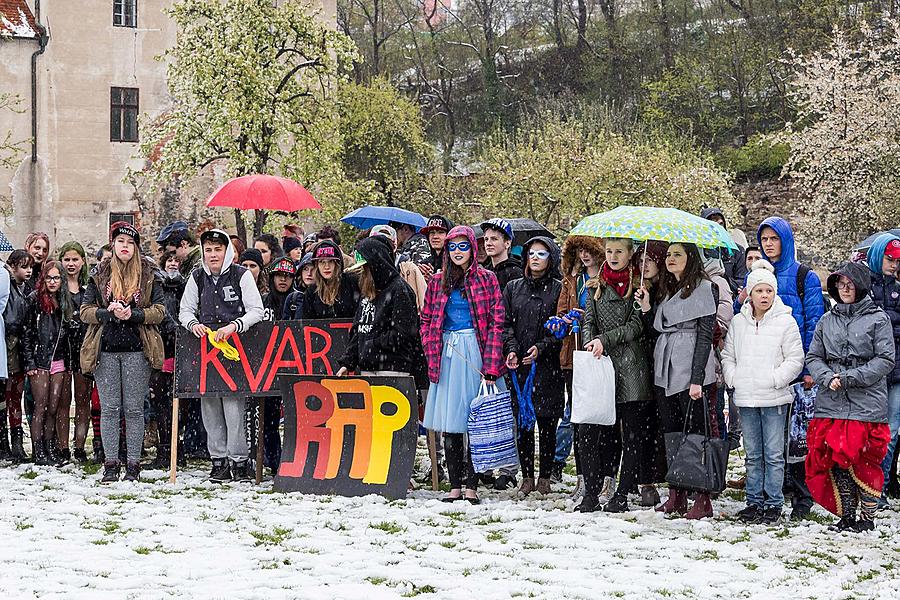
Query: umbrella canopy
507,218,553,247
0,230,12,252
341,205,427,230
855,228,900,251
206,174,321,212
569,205,738,251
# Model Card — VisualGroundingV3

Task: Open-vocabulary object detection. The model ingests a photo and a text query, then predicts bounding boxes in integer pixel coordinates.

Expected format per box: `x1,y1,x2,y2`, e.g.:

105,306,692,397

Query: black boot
32,439,51,466
101,461,121,483
10,427,27,463
47,439,65,467
0,424,11,461
231,459,252,482
73,448,88,463
150,445,171,470
209,458,232,483
92,438,105,464
123,461,141,482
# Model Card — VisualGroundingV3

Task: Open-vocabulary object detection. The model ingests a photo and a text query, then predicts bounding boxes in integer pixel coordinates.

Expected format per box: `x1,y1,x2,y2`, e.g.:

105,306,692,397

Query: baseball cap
479,218,513,241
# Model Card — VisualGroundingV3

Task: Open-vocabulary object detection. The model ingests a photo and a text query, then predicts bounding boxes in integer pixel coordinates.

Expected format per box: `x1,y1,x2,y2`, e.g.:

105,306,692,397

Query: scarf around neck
601,263,631,297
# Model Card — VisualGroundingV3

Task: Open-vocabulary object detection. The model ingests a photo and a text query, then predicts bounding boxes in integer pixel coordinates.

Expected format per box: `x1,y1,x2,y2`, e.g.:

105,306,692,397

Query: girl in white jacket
722,260,804,524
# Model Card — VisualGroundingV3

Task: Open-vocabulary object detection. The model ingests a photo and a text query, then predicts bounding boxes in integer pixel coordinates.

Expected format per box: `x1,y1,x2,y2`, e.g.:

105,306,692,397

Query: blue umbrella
341,206,427,231
0,230,12,252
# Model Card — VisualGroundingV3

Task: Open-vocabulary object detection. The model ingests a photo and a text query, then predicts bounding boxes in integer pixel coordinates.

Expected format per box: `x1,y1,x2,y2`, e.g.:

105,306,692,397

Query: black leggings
30,371,66,446
444,433,477,489
149,370,183,455
578,422,621,497
518,416,558,480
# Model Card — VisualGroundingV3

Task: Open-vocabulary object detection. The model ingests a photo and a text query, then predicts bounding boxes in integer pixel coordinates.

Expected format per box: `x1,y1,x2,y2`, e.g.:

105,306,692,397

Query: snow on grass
0,457,899,599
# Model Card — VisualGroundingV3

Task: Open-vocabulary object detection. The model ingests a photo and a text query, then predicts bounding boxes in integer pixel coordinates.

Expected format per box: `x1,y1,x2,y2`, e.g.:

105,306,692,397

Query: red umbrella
206,174,321,212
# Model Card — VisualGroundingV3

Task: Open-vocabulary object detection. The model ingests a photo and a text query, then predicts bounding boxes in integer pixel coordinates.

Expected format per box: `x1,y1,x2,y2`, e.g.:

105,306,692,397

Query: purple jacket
420,226,506,383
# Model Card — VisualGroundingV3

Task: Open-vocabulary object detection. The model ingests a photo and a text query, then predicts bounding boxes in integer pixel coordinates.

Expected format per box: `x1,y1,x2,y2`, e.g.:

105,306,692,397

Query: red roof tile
0,0,39,39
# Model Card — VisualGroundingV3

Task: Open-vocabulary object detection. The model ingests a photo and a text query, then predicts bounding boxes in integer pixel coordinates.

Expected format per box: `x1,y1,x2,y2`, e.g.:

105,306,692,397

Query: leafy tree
0,93,27,215
135,0,357,241
776,20,900,264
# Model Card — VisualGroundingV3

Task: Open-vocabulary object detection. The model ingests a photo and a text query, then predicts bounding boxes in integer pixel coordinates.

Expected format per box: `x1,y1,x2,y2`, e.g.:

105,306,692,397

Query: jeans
554,400,573,464
740,405,787,509
881,383,900,484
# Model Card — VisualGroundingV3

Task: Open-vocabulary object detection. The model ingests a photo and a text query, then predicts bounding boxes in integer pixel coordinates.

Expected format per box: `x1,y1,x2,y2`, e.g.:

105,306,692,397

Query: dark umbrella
855,228,900,251
507,218,553,247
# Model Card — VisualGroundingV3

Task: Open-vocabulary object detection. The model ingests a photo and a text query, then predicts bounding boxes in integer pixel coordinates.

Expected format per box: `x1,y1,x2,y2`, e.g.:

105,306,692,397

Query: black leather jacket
21,292,68,372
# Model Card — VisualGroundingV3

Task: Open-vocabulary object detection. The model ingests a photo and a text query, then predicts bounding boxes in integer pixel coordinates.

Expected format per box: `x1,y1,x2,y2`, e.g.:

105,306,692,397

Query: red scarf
601,263,631,297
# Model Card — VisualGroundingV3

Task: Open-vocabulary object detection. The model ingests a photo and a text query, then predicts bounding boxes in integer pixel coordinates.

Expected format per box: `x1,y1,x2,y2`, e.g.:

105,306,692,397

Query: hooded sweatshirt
338,236,427,387
722,295,804,408
485,254,523,292
420,225,506,383
179,229,265,333
866,233,900,385
751,216,825,355
806,262,896,423
501,237,564,417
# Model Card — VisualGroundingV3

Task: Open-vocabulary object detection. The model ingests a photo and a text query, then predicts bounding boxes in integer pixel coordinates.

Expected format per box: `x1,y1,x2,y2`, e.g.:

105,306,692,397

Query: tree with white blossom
776,21,900,264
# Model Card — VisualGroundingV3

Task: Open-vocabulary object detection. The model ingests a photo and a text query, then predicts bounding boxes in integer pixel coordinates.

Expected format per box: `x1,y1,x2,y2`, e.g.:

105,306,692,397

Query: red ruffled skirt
805,418,891,516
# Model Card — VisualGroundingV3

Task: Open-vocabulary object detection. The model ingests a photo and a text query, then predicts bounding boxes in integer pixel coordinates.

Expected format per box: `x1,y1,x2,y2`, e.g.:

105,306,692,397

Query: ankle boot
0,424,11,461
656,488,688,514
10,427,27,462
685,493,713,520
32,439,51,466
536,477,552,495
518,477,536,496
92,438,105,464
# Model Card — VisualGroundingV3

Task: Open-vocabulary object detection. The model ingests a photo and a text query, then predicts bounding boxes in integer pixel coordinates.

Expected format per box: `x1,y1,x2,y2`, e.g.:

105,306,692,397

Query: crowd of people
0,208,897,534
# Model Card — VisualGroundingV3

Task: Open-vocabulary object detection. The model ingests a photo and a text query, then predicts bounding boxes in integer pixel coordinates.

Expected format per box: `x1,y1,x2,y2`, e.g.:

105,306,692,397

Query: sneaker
853,519,875,533
640,485,660,507
756,507,782,525
493,474,517,491
209,459,232,483
577,494,601,513
231,460,252,482
123,461,141,482
737,505,761,523
603,493,629,513
828,516,857,532
550,462,564,483
101,461,120,484
598,476,617,506
478,471,496,486
790,507,811,522
570,475,585,501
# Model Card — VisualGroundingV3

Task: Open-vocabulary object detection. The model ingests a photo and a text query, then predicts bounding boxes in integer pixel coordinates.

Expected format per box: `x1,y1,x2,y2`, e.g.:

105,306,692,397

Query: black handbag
664,394,729,493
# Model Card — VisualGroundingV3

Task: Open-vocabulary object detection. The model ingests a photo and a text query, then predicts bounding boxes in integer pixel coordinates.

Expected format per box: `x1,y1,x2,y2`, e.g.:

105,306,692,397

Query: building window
109,212,136,228
110,87,139,142
113,0,137,28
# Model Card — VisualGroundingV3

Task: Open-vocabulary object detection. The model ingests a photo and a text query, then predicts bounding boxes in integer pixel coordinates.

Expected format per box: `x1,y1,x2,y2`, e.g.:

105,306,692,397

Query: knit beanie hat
238,248,264,268
746,260,777,293
283,236,303,255
110,221,140,246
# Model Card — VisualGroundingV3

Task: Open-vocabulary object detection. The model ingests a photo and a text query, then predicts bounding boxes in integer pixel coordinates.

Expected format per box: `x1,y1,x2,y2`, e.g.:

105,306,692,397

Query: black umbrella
507,218,554,247
855,228,900,251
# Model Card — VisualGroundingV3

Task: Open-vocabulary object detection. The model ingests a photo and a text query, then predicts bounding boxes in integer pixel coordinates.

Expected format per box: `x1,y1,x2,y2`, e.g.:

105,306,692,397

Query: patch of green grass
653,589,674,598
857,569,879,582
729,530,751,544
784,555,829,573
107,493,138,501
82,463,101,475
99,520,121,535
539,562,554,570
250,526,293,547
475,515,502,525
365,576,388,585
773,527,791,538
486,530,506,543
743,561,758,571
91,539,110,546
134,544,163,555
14,520,32,531
522,542,545,550
800,511,832,526
694,549,719,561
439,511,467,522
370,521,406,534
403,583,436,597
439,541,456,549
19,470,38,480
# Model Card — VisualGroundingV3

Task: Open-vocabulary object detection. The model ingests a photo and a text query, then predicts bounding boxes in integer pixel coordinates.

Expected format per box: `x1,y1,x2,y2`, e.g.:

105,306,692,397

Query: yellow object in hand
207,330,240,362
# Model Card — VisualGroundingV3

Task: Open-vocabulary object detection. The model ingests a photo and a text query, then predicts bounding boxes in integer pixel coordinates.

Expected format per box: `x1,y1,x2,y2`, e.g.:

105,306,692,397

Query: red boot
656,488,688,515
685,493,713,520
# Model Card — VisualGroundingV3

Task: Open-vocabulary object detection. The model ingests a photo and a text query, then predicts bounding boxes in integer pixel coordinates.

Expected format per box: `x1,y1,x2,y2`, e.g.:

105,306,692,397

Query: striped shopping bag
468,382,519,472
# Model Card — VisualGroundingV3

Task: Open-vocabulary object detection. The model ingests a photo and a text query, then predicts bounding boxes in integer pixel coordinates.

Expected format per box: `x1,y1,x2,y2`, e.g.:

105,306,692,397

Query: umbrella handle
633,251,647,311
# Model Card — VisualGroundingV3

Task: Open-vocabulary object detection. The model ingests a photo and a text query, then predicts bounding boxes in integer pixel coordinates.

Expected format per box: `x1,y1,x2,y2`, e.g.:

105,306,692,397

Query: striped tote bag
468,382,519,472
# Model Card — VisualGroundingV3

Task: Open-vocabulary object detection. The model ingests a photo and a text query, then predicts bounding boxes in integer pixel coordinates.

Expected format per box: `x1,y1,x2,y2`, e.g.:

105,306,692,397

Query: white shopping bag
571,350,616,425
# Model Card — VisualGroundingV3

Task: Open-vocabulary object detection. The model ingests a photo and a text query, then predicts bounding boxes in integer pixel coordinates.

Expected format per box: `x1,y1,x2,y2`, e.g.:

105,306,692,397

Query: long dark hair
36,260,73,320
659,242,708,300
441,262,469,295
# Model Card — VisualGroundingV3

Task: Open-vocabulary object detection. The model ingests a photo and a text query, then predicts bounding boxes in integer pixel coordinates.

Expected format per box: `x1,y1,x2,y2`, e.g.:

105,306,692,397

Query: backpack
795,263,832,312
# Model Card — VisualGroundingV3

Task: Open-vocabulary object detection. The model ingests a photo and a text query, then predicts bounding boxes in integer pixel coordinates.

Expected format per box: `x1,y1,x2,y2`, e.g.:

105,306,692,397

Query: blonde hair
358,264,376,301
110,250,143,302
314,260,343,306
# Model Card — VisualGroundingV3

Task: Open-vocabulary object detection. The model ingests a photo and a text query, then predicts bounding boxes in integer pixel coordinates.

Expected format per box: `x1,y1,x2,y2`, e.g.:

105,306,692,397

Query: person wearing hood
370,225,427,311
578,238,653,513
421,225,505,504
82,222,166,483
302,241,360,320
480,218,523,292
722,260,804,524
864,234,900,508
700,208,747,294
502,236,563,496
337,236,427,388
264,257,297,321
179,229,265,483
552,235,605,497
805,261,895,532
282,253,315,319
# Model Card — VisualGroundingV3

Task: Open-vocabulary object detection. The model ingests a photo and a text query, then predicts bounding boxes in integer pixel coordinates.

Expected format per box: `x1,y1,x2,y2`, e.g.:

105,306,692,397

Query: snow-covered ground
1,447,899,600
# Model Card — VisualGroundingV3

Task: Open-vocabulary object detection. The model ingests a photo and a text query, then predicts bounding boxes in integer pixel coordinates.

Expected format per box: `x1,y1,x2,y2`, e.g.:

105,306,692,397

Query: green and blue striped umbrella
569,205,738,250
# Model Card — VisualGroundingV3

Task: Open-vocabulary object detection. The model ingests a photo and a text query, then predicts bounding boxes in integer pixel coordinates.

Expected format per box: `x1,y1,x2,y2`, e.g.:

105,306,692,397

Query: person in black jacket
148,250,187,470
22,260,70,466
3,250,33,462
283,253,315,319
700,207,746,294
503,236,564,496
481,218,523,292
302,241,360,320
337,236,427,388
263,257,296,321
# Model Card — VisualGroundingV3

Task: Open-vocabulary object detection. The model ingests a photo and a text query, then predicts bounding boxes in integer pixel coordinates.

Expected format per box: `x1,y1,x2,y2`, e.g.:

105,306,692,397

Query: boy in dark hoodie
179,229,265,482
480,218,523,292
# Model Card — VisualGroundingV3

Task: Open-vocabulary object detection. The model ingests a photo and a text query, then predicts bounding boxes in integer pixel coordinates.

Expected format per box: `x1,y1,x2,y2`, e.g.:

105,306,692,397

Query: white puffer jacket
721,296,804,408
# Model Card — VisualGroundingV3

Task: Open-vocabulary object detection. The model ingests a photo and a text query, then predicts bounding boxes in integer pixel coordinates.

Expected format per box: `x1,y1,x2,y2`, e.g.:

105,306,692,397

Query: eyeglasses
836,281,855,291
45,276,62,282
528,250,550,259
447,241,471,252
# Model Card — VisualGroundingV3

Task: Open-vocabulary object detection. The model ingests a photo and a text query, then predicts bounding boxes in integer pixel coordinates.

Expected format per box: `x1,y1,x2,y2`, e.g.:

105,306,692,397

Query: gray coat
806,262,896,423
